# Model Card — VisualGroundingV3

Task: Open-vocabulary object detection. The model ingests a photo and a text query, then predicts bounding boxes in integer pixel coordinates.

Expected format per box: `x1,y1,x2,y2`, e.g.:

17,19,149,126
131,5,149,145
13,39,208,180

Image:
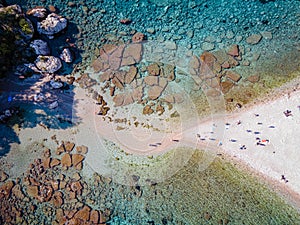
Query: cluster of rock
0,4,75,78
0,141,110,224
0,107,19,123
189,44,260,97
91,33,183,116
0,4,35,76
91,31,262,116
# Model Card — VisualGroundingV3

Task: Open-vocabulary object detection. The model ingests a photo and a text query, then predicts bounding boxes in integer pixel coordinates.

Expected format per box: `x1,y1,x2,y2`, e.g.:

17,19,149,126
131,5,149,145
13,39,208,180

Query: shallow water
1,0,300,224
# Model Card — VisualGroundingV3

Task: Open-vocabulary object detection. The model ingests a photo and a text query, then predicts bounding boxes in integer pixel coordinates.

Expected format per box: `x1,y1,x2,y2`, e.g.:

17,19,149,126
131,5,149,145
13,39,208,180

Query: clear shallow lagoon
1,0,300,224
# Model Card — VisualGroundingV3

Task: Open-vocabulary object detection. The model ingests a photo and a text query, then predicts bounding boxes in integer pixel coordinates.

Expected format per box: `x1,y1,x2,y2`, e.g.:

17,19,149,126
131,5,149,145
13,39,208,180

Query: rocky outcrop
37,13,67,39
0,4,35,76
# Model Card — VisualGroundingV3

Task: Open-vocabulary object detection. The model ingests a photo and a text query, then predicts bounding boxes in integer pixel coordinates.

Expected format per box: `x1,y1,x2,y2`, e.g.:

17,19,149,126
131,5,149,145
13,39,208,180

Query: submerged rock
246,34,262,45
37,13,67,39
30,39,50,55
35,55,62,73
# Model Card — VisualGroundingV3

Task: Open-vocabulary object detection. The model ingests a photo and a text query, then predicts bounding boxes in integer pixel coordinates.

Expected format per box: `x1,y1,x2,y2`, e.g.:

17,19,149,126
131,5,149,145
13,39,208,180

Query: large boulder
37,13,67,39
35,55,62,73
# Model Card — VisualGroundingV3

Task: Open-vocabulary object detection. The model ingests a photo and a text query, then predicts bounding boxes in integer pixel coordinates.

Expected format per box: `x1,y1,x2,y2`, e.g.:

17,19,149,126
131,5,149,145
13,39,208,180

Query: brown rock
76,145,88,154
163,64,175,81
162,95,175,103
43,148,51,158
207,77,221,89
56,144,65,155
227,56,239,67
225,71,241,82
99,71,111,82
70,181,83,195
246,34,262,45
158,77,168,89
59,180,67,189
74,205,91,221
48,5,56,13
37,185,53,202
64,141,75,152
91,58,109,73
72,154,85,167
190,55,200,69
0,171,9,182
247,75,260,83
99,211,106,224
89,210,99,224
73,173,81,181
227,44,239,57
221,80,234,94
156,104,165,115
43,157,51,169
213,50,229,65
121,56,136,66
75,163,83,170
56,208,65,223
123,94,134,106
98,106,110,116
113,93,125,106
50,158,61,168
112,77,124,89
132,32,145,43
205,89,222,97
61,153,72,168
221,61,230,69
200,51,216,69
115,71,126,84
123,43,142,64
52,191,64,207
147,63,160,76
144,76,159,86
131,86,144,102
51,180,60,191
143,105,154,115
148,85,164,100
125,66,138,84
26,185,39,199
12,184,25,199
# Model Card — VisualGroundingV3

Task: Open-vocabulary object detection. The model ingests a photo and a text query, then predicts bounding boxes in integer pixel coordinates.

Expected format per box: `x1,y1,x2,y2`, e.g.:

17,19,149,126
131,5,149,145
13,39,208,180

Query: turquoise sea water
1,0,300,224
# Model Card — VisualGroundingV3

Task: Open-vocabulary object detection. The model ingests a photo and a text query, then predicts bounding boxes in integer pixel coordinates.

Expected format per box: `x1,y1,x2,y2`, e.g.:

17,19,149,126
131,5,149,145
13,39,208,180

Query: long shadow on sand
0,17,83,156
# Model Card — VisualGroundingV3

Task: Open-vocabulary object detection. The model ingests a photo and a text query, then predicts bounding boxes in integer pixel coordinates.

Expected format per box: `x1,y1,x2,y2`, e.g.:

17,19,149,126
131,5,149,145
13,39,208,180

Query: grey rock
201,42,215,51
50,80,63,89
49,101,58,109
60,48,74,63
26,6,47,18
30,39,50,55
37,13,67,39
35,56,62,73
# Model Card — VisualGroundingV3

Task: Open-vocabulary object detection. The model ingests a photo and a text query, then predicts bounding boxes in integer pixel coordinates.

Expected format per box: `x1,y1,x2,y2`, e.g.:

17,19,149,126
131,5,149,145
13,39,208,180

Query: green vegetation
18,18,33,35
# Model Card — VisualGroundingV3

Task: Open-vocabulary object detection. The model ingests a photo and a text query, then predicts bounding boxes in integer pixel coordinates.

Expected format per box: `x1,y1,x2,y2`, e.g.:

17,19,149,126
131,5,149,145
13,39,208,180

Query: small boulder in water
60,48,74,63
30,39,50,55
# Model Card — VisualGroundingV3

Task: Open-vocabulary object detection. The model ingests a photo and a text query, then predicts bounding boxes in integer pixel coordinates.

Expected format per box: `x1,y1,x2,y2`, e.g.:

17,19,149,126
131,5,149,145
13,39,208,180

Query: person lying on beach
283,110,292,117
